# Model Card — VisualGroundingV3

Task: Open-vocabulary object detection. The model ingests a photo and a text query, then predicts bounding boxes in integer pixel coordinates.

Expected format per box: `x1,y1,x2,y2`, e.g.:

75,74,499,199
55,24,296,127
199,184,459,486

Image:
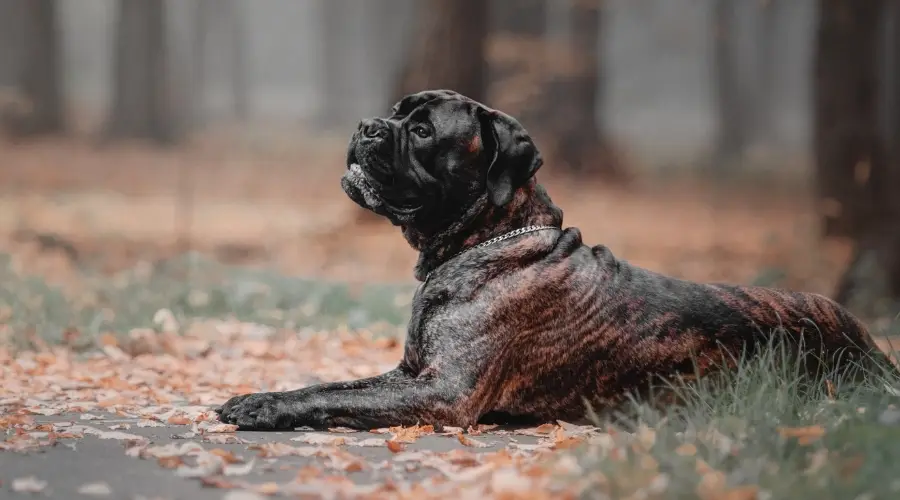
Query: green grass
570,340,900,499
0,251,414,350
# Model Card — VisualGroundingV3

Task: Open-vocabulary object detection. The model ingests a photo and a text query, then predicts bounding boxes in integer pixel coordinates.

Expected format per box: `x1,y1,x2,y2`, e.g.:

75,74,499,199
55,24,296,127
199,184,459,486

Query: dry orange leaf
389,424,434,443
199,476,238,489
157,456,184,469
386,440,406,453
457,432,491,448
535,423,557,434
204,423,239,434
166,415,191,426
825,379,836,400
777,425,825,445
209,448,242,464
676,443,698,456
256,482,280,495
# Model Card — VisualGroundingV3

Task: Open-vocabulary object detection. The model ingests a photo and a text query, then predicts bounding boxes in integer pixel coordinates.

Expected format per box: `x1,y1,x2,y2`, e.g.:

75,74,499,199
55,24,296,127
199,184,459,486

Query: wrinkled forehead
391,98,478,133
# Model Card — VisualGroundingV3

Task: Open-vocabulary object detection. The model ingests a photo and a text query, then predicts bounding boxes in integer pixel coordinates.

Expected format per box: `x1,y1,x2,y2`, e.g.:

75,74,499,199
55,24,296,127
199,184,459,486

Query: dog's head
341,89,544,233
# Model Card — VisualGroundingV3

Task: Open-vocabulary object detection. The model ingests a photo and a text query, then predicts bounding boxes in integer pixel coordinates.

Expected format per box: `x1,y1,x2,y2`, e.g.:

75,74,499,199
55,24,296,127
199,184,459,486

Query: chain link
424,225,559,284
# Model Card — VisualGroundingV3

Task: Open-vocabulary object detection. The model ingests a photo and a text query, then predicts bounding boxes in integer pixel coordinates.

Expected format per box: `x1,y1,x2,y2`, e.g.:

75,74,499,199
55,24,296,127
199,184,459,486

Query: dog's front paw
215,392,297,430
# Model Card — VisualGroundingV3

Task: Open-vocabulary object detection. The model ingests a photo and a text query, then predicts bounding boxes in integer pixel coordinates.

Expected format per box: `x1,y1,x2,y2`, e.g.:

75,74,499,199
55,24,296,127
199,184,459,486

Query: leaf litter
0,318,635,498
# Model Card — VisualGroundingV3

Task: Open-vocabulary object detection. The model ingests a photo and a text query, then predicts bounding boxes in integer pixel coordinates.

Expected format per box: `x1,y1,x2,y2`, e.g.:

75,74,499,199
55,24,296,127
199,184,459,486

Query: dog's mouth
342,162,385,210
342,136,429,224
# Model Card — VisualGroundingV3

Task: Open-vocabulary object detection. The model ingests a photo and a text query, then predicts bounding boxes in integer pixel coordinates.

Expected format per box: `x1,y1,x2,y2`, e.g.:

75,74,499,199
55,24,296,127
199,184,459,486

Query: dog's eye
412,125,431,139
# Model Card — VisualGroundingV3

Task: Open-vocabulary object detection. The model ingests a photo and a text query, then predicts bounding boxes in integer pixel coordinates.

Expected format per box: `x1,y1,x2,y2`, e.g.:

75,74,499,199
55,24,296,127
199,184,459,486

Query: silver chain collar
423,225,559,284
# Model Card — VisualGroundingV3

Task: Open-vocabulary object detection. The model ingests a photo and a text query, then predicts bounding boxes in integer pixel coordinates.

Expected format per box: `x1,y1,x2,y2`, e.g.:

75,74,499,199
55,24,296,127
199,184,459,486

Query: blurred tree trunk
191,0,209,127
754,0,783,145
485,0,546,122
833,0,900,324
712,0,748,163
547,0,623,179
813,0,884,238
492,0,545,35
105,0,181,145
393,0,488,103
226,0,249,121
191,0,249,125
2,0,64,137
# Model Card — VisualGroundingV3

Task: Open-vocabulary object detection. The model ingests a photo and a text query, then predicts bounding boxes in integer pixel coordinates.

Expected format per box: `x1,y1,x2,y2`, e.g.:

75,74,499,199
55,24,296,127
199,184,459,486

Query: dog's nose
359,119,388,140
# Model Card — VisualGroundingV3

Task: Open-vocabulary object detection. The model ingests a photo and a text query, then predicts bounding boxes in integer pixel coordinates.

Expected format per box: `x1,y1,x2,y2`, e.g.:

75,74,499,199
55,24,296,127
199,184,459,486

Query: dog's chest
404,278,489,372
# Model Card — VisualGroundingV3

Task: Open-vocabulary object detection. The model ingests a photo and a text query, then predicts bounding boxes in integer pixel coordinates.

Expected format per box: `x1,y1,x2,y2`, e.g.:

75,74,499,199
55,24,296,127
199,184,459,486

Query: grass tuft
571,336,900,499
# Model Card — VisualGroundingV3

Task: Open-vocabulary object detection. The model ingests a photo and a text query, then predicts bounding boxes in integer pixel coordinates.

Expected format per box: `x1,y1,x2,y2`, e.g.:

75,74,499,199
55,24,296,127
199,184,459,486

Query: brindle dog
216,89,895,430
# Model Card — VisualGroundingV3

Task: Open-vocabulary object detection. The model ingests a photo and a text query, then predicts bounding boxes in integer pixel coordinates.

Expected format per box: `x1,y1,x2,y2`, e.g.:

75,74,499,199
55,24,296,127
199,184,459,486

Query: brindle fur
216,90,895,430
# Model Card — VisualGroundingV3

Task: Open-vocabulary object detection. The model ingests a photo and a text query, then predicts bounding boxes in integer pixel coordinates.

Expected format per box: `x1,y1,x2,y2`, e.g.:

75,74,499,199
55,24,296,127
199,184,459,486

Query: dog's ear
477,105,543,207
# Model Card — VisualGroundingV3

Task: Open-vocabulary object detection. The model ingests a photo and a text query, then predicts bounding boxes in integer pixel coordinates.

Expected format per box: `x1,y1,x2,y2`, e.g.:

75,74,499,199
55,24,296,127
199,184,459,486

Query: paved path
1,414,548,500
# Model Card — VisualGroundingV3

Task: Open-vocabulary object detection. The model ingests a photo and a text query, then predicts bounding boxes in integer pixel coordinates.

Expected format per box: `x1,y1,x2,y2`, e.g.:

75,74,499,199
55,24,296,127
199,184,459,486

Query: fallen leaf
0,415,34,428
291,433,349,446
327,426,358,433
552,437,583,450
202,476,241,490
224,458,257,477
167,415,192,425
78,426,148,443
466,424,498,435
203,434,249,445
76,482,113,496
250,442,319,458
514,423,558,436
696,469,728,500
255,483,281,495
204,423,239,433
24,407,62,416
321,448,367,472
175,450,225,478
778,425,825,445
350,438,387,447
136,420,165,428
12,476,47,493
157,456,184,469
386,440,406,453
676,443,698,456
209,448,243,464
390,424,434,443
457,432,491,448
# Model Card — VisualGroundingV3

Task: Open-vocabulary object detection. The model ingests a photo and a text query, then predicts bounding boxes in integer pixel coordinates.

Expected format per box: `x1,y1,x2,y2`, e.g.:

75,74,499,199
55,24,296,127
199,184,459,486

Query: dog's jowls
216,89,896,430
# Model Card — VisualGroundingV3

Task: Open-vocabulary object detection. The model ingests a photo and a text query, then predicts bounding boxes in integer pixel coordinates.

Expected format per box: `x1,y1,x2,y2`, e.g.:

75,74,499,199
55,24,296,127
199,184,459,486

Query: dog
216,89,895,430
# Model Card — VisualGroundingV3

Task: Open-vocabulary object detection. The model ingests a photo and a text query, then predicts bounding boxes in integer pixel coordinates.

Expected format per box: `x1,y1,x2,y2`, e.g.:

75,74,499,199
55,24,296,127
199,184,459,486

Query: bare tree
813,0,884,238
394,0,488,104
833,0,900,324
105,0,181,145
1,0,64,137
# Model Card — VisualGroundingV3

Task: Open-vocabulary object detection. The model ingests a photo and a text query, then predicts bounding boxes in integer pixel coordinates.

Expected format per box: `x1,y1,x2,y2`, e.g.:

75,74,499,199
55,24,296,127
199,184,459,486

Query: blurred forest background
0,0,898,335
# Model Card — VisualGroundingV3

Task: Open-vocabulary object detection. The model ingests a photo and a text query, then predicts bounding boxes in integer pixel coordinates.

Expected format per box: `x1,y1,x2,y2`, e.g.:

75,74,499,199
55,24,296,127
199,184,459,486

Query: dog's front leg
215,367,479,430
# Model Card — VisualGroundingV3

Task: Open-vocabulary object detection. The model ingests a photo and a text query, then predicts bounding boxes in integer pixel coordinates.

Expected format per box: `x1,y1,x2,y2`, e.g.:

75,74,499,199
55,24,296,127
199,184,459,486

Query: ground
2,132,900,499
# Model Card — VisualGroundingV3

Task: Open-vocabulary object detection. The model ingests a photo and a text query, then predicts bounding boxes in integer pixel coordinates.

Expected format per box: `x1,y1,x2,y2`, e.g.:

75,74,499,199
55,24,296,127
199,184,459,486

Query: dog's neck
403,179,564,281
